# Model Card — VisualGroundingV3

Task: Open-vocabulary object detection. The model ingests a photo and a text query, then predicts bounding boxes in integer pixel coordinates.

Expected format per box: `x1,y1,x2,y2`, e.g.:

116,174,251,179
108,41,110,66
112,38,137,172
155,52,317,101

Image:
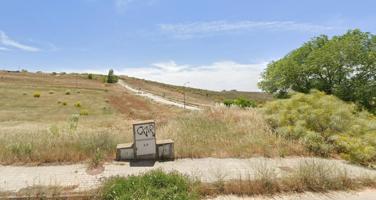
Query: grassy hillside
3,71,371,168
121,76,272,107
0,71,182,164
0,71,297,165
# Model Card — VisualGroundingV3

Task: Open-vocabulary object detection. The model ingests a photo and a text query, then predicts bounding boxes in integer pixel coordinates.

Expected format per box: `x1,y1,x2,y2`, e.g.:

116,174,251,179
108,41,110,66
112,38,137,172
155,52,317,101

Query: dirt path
1,157,375,193
209,189,376,200
118,79,201,110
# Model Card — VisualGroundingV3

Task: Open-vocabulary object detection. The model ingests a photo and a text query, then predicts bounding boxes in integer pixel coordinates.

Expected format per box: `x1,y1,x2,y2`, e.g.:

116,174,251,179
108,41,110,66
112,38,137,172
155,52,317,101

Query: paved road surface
1,157,375,193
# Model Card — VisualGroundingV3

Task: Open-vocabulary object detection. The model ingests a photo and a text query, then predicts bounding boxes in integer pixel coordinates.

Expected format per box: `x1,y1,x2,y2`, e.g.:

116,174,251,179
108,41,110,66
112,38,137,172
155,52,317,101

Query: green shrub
106,69,118,83
89,148,103,169
49,90,54,94
88,74,93,79
223,99,233,107
99,170,199,200
65,90,71,95
33,92,41,98
79,109,89,116
62,102,67,106
223,97,257,108
74,101,81,107
262,90,376,166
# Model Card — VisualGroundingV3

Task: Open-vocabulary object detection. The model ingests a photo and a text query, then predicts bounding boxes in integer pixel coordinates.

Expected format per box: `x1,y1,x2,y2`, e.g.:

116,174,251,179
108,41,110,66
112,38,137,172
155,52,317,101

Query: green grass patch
99,170,199,200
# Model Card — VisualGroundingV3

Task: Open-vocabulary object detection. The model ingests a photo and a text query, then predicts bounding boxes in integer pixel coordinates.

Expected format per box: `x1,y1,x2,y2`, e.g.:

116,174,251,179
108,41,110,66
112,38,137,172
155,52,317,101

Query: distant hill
120,75,272,107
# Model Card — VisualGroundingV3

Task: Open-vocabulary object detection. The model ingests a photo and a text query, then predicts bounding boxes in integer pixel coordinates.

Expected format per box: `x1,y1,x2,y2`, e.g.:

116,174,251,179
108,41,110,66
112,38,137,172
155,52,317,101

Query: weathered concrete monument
116,120,174,161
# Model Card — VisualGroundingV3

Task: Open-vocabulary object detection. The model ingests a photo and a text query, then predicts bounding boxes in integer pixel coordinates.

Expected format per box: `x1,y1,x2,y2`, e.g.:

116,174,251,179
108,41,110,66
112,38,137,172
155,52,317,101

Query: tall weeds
159,106,307,158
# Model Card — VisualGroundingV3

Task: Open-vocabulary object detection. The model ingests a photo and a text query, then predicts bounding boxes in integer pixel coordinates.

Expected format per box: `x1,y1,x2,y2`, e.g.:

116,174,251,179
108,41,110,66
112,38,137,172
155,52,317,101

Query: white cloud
0,31,40,52
159,20,336,39
116,60,268,91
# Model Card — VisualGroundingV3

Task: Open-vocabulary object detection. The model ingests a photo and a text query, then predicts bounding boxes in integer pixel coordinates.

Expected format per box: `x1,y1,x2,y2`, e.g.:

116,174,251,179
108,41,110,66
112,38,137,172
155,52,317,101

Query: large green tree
259,30,376,113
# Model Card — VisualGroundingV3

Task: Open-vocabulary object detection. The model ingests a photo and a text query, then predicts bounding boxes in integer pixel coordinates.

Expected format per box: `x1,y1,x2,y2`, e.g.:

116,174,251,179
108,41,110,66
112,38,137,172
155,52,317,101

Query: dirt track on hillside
118,80,201,110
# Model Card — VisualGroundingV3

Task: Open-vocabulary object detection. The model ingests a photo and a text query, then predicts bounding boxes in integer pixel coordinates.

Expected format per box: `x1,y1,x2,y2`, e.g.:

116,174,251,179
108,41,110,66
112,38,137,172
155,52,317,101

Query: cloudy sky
1,0,376,91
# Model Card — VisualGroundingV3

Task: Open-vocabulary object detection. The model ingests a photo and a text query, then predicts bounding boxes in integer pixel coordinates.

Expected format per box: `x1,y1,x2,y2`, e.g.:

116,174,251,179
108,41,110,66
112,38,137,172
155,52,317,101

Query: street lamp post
183,82,190,109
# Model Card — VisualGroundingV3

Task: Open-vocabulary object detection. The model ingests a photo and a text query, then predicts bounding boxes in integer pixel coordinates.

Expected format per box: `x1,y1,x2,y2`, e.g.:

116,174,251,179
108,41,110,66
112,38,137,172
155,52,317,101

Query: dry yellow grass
199,160,376,196
0,72,180,164
0,72,305,164
158,106,308,158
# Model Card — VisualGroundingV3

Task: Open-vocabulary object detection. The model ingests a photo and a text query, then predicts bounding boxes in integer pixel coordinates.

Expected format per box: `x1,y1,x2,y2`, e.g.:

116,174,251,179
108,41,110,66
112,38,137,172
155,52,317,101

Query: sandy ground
209,189,376,200
118,79,201,110
0,157,375,193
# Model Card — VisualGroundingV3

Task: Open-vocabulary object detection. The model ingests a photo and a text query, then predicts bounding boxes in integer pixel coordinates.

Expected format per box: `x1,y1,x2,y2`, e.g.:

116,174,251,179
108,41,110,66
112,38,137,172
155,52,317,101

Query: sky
1,0,376,91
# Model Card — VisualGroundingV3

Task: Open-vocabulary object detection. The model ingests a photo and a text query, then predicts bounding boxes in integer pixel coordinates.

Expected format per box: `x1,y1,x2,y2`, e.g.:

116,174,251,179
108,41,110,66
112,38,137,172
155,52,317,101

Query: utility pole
183,82,190,109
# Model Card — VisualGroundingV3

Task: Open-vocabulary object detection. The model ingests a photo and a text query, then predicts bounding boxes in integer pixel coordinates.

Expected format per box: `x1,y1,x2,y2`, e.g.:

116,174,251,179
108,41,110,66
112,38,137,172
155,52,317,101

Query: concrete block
116,143,134,161
157,139,174,160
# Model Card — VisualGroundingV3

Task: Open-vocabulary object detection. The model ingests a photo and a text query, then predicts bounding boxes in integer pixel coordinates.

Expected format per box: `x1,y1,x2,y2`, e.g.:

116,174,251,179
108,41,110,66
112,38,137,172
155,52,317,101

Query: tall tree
106,69,118,83
259,30,376,113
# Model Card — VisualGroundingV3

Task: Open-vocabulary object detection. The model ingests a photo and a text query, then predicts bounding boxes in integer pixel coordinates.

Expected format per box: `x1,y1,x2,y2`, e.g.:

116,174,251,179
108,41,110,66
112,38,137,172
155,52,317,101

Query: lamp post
183,82,190,109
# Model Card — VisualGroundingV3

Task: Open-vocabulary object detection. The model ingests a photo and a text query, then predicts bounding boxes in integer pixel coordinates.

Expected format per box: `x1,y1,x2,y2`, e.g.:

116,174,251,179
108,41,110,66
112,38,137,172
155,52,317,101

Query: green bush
99,170,198,200
223,97,257,108
74,102,81,107
262,90,376,167
65,90,71,95
62,102,67,106
79,109,89,116
88,74,93,80
33,92,41,98
106,69,118,83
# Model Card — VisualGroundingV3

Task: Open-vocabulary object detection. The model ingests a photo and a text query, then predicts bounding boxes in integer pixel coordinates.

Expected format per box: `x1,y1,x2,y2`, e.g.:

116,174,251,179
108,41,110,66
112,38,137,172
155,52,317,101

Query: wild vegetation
106,69,118,83
200,160,376,197
0,71,179,164
223,97,257,108
159,106,307,158
99,160,376,199
262,90,376,167
259,29,376,113
99,170,199,200
121,76,272,107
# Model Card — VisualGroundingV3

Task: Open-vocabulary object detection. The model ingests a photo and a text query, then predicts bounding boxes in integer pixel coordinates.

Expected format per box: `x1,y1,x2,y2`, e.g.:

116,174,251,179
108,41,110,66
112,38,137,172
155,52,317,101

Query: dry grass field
0,71,182,164
0,71,299,165
159,107,307,158
121,76,272,107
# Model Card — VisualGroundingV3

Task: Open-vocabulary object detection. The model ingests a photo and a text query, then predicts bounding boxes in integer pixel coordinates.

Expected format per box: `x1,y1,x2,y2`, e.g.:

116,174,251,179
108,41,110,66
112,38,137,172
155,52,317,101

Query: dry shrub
199,160,376,196
0,128,120,164
158,106,307,158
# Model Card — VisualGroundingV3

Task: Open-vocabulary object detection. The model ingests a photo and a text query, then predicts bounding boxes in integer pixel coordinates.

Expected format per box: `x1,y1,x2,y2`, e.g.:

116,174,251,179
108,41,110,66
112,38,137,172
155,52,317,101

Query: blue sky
1,0,375,91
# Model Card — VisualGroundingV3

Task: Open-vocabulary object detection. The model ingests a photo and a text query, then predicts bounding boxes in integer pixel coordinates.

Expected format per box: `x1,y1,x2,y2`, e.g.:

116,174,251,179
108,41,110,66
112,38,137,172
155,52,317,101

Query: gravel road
118,79,201,110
